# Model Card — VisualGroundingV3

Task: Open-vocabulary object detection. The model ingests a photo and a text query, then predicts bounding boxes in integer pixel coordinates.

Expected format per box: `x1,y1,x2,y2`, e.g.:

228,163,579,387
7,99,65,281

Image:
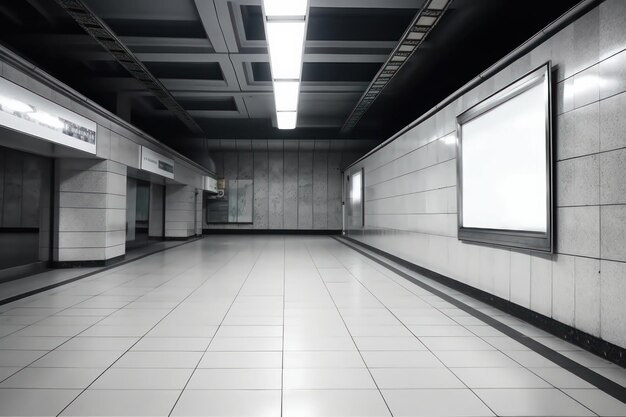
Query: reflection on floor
0,236,624,416
0,239,198,304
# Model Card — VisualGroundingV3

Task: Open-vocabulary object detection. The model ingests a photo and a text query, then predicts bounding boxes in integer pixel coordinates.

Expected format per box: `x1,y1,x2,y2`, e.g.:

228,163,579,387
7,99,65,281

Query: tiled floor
0,235,624,416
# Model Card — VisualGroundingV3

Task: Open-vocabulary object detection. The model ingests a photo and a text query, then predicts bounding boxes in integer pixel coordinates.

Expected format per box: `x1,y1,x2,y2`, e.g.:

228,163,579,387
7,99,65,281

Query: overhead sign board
140,146,175,179
0,76,97,154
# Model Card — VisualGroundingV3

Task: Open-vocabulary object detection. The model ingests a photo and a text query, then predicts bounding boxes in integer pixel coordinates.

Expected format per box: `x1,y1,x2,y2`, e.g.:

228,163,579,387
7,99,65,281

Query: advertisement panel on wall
140,146,175,179
0,77,97,154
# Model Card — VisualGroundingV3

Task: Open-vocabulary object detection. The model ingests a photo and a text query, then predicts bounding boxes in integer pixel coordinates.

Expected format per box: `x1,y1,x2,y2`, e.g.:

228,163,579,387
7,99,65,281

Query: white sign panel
140,146,175,179
0,77,97,154
203,176,218,193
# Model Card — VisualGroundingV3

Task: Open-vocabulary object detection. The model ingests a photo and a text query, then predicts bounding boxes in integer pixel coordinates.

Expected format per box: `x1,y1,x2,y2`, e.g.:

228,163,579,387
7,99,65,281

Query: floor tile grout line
333,236,626,404
327,241,499,417
303,241,395,417
53,240,241,417
167,245,266,417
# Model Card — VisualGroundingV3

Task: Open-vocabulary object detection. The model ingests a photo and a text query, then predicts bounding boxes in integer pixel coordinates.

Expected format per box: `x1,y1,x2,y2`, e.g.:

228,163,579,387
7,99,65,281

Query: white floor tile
284,336,354,351
361,350,444,368
283,368,375,389
186,368,281,389
382,389,495,417
563,388,626,417
171,389,281,417
421,337,495,351
283,351,365,368
131,337,211,351
112,351,202,368
433,350,521,368
198,351,282,368
529,367,595,388
91,368,193,389
0,336,68,350
216,325,283,338
353,336,426,351
371,368,465,389
474,388,595,416
451,367,552,388
0,367,20,381
30,350,123,368
0,367,103,388
0,350,47,367
60,389,180,416
56,336,139,351
0,388,81,416
283,390,391,417
208,337,283,351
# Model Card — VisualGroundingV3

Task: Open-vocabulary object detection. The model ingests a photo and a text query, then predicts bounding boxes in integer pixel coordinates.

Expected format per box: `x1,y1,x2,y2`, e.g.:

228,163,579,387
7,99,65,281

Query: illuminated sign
0,76,97,154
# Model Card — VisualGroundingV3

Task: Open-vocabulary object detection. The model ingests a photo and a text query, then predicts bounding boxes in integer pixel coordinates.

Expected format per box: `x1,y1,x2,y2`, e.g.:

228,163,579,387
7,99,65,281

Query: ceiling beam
53,0,205,136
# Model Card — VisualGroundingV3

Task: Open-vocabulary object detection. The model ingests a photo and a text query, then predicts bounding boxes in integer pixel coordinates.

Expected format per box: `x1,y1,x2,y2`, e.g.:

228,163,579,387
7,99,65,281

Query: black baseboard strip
0,236,204,307
334,236,626,403
203,229,341,235
52,254,125,268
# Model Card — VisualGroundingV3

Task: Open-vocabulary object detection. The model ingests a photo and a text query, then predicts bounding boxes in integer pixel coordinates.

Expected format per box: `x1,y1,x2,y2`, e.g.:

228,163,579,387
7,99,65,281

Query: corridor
0,236,624,416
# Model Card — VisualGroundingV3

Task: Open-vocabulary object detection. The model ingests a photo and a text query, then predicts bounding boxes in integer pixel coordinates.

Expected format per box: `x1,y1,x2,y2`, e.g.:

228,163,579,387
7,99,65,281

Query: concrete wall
205,147,361,230
345,0,626,349
0,147,48,228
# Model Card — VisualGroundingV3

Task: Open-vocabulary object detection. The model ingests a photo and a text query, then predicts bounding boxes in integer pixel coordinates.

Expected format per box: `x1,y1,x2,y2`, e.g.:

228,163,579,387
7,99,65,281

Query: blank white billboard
457,64,552,251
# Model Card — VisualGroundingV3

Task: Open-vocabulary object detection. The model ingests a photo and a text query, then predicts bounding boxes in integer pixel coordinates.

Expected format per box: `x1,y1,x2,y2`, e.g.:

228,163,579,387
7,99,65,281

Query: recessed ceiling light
273,81,300,111
262,0,308,17
277,111,297,129
266,21,306,80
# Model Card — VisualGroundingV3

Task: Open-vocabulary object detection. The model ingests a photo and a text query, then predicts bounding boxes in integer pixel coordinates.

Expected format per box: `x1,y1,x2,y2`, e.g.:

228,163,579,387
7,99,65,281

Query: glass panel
350,170,363,228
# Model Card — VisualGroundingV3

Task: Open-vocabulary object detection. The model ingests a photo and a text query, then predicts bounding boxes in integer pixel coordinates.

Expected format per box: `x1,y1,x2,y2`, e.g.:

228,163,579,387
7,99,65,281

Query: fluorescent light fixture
277,111,297,129
30,111,64,129
273,81,300,111
0,96,33,113
266,21,306,79
263,0,307,17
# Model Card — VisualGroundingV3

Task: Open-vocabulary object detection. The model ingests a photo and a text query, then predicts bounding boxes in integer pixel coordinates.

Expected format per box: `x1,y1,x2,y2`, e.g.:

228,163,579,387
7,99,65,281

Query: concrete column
165,184,198,239
55,159,126,264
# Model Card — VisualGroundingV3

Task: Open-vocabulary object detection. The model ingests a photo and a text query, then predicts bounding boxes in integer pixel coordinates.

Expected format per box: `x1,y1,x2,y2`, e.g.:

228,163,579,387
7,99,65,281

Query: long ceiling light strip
262,0,309,130
341,0,452,132
54,0,205,135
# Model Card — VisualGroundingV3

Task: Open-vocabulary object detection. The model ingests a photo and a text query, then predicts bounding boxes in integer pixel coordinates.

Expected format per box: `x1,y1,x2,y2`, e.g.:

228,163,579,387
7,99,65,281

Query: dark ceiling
0,0,582,159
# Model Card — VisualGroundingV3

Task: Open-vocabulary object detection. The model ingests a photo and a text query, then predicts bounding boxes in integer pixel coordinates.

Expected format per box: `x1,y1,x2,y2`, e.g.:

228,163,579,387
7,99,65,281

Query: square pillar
55,159,126,265
165,184,199,239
